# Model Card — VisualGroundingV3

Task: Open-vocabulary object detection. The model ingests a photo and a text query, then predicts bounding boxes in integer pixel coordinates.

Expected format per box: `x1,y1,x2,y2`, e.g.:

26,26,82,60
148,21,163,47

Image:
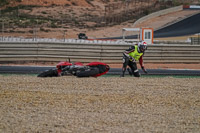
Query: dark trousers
121,56,140,77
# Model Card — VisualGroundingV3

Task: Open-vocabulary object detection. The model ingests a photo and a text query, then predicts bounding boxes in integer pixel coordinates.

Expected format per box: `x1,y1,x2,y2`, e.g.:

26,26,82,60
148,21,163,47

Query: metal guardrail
1,40,200,63
0,36,127,44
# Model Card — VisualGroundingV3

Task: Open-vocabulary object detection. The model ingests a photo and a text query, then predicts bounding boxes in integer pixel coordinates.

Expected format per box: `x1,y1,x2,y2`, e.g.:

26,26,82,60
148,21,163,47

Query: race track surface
154,13,200,38
105,12,200,39
0,66,200,76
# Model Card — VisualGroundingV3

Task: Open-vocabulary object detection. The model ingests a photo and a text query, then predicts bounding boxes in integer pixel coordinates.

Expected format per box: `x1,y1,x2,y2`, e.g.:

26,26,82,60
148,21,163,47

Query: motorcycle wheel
37,69,58,77
76,67,99,77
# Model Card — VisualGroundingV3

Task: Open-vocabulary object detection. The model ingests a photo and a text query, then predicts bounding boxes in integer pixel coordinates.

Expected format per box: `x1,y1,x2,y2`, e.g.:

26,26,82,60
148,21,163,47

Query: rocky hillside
0,0,111,8
1,0,128,38
0,0,197,39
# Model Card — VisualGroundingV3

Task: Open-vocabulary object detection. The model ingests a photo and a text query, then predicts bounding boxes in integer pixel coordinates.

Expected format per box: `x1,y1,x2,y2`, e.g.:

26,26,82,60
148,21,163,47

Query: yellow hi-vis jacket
128,45,143,61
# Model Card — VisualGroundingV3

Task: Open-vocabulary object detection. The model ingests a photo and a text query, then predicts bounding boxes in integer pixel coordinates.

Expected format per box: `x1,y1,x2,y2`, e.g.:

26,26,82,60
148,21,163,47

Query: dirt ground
0,75,200,132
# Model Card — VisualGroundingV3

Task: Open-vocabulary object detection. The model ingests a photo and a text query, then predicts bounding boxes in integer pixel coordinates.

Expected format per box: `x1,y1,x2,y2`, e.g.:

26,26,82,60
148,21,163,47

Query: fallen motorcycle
37,61,110,78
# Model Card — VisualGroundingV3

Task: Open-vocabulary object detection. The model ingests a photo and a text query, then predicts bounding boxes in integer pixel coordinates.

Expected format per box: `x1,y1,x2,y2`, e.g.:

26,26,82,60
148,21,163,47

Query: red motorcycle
37,60,110,78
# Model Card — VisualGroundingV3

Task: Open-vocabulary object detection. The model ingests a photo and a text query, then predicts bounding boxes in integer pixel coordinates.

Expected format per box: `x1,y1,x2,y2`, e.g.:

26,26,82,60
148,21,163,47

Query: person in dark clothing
121,41,148,77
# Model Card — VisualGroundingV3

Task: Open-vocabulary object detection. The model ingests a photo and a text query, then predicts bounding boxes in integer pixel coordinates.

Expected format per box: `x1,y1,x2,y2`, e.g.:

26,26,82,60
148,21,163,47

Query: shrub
0,0,9,7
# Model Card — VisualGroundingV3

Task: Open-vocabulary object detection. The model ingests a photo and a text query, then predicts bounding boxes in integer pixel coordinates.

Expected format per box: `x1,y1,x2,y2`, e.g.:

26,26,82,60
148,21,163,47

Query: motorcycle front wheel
37,69,58,77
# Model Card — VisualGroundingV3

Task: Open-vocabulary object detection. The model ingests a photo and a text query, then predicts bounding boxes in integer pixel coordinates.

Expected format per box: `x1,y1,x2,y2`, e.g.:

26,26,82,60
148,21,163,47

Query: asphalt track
0,66,200,76
105,12,200,39
154,12,200,38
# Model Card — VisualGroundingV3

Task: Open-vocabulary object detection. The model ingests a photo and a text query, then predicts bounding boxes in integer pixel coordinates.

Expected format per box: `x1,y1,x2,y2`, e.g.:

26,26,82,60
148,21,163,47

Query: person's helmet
138,41,147,52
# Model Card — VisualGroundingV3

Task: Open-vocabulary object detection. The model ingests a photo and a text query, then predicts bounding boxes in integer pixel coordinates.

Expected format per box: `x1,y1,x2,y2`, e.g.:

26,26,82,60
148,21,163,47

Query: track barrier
1,41,200,64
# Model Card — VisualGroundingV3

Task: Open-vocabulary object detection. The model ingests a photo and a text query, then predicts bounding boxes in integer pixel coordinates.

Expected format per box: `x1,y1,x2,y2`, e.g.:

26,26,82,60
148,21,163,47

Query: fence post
1,20,4,41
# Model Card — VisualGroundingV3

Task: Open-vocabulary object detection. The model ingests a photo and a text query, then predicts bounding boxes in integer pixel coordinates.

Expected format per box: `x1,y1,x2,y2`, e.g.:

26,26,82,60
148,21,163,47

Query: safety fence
191,37,200,45
0,42,200,64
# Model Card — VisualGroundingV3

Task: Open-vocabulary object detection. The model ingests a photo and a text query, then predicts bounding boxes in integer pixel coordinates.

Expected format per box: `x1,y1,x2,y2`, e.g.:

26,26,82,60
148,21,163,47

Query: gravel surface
0,75,200,132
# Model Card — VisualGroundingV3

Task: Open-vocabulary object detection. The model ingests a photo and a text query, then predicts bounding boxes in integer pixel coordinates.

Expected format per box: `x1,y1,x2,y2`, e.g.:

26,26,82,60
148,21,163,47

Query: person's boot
127,68,133,76
120,71,125,77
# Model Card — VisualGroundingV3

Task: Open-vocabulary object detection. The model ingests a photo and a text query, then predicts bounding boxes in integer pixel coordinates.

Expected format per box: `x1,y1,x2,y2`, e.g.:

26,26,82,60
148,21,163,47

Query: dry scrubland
0,75,200,132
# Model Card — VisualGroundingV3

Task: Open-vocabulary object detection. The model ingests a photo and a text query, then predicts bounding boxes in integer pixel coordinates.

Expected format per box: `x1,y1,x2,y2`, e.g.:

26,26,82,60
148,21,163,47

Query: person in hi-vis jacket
121,41,148,77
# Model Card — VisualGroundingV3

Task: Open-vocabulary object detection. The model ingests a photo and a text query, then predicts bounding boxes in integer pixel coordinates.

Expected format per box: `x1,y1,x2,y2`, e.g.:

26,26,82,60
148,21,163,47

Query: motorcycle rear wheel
37,69,58,77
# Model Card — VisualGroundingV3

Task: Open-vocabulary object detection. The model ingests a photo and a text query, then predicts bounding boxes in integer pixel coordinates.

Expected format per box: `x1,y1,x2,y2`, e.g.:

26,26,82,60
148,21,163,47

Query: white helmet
138,41,147,52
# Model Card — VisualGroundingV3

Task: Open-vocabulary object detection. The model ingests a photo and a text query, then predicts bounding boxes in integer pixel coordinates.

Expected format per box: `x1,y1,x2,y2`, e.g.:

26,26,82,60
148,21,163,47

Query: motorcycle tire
37,69,58,77
76,67,99,77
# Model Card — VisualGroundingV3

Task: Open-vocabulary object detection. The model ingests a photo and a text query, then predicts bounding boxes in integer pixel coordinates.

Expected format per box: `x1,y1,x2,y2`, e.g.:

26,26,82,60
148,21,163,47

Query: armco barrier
0,42,200,63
